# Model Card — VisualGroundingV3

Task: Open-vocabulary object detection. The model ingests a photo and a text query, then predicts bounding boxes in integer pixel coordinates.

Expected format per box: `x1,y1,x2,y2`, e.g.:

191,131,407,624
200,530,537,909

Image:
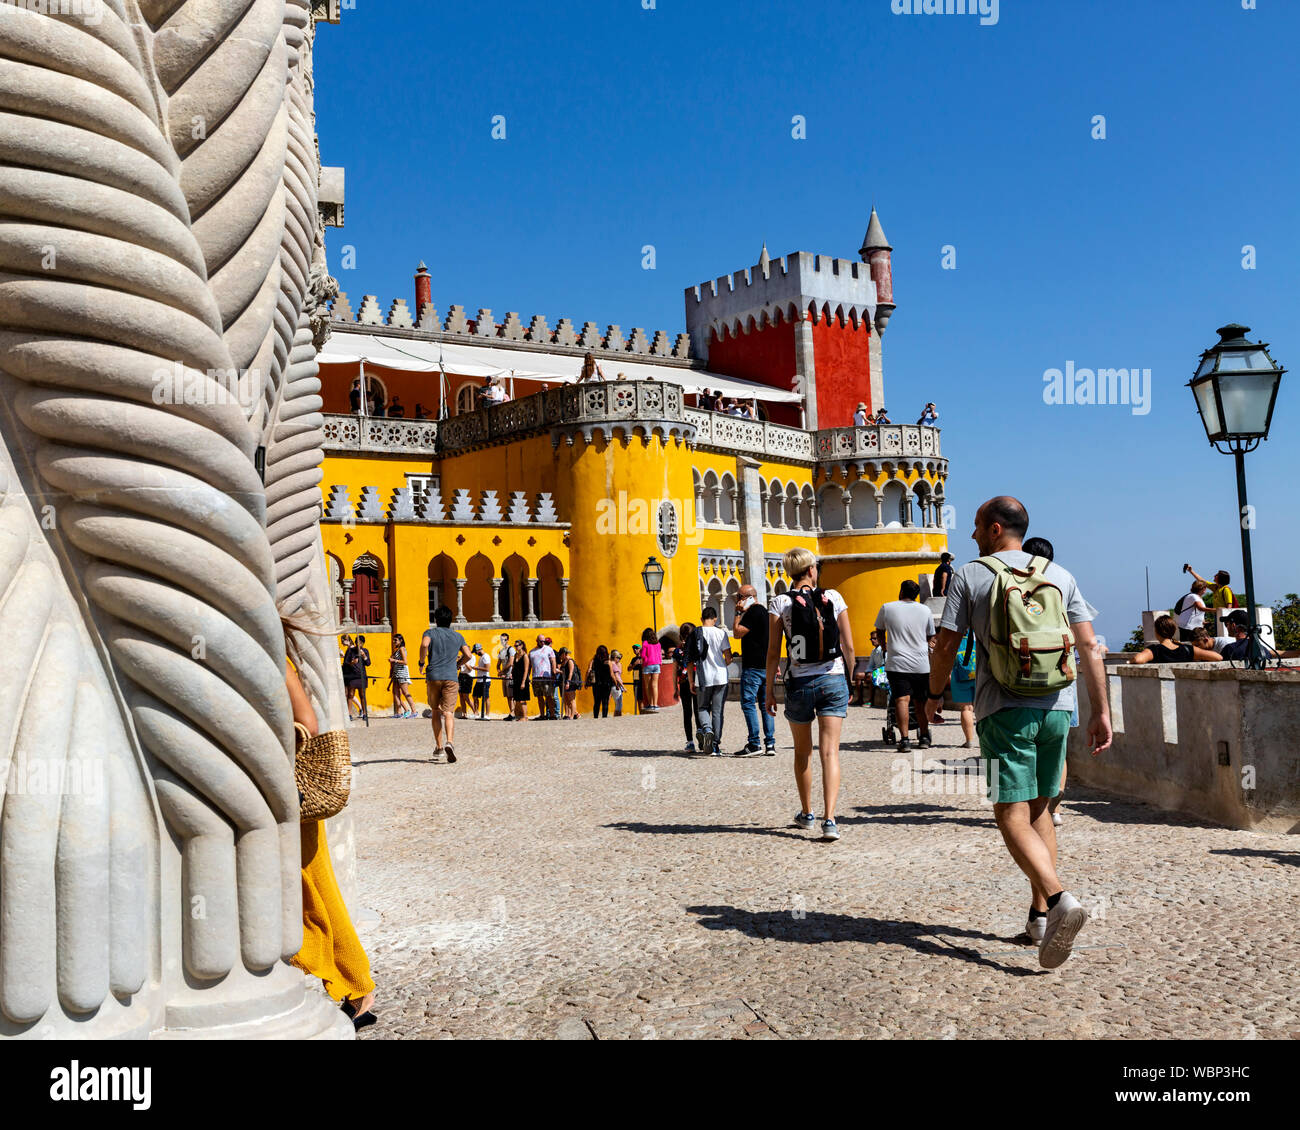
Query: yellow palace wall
318,441,947,712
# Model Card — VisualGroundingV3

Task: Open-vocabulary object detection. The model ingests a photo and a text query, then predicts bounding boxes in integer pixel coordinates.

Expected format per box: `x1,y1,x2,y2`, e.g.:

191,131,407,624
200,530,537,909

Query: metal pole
1235,449,1261,669
1145,566,1150,611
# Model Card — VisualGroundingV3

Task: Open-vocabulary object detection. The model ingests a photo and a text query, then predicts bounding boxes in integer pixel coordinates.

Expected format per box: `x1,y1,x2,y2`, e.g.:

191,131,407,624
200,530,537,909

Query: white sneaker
1039,892,1088,969
1026,914,1047,945
1051,811,1063,827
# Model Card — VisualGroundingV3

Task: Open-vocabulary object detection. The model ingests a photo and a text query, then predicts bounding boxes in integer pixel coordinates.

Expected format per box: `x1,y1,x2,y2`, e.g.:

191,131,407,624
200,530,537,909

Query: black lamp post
640,556,665,635
1187,324,1286,669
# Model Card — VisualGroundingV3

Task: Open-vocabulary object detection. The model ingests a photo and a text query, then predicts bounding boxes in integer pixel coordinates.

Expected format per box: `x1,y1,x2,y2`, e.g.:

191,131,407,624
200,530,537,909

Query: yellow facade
320,421,948,714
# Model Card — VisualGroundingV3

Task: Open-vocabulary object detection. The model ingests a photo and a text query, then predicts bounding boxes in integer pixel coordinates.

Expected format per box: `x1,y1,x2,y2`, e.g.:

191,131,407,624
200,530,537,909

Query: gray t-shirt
875,600,935,673
939,550,1094,721
422,627,466,681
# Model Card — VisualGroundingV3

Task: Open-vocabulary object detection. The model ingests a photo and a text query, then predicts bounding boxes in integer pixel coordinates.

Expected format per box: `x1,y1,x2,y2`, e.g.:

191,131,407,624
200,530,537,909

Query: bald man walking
924,496,1112,969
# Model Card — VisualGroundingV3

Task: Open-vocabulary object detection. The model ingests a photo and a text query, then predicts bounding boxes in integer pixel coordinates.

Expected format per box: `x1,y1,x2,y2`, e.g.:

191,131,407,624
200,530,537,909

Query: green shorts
976,708,1071,805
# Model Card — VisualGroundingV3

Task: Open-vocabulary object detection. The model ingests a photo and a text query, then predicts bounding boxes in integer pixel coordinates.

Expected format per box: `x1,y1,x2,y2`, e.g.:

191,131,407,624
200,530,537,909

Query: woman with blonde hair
765,546,854,842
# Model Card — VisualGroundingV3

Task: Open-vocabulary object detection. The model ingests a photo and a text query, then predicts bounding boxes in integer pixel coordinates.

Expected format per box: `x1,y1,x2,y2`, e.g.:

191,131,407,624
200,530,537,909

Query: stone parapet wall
1067,662,1300,833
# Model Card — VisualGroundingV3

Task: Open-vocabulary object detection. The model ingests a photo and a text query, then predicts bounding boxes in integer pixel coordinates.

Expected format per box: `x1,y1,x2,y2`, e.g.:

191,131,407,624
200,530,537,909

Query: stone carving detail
326,485,355,521
479,490,504,523
507,492,531,524
358,486,384,521
0,0,349,1038
450,489,476,522
535,493,559,523
389,487,417,521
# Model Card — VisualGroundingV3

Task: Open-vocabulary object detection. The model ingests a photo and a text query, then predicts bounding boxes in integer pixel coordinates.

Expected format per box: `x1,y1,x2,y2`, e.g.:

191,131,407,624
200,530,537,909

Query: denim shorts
643,664,660,674
784,672,850,724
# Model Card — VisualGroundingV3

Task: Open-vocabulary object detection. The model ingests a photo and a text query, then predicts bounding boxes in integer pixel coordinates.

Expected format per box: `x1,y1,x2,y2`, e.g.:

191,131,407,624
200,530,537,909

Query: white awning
319,328,804,403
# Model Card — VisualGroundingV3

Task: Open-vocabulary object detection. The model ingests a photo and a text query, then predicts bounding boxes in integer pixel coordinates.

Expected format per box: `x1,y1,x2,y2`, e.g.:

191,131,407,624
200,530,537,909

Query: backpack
953,632,977,683
786,588,840,666
975,555,1076,696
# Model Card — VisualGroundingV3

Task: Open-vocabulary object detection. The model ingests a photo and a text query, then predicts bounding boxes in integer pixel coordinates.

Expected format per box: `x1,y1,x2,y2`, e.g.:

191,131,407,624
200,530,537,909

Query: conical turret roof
861,206,891,254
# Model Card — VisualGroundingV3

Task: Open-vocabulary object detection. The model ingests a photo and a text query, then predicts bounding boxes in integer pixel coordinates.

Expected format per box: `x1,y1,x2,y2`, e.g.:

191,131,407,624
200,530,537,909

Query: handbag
294,723,352,823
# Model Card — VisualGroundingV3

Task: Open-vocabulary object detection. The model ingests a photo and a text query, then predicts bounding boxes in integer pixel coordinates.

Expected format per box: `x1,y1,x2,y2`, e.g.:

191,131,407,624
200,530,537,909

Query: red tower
683,211,895,429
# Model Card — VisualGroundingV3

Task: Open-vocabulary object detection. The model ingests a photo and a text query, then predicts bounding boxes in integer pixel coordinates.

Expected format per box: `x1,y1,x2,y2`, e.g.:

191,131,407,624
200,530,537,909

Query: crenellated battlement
684,250,879,362
329,292,691,361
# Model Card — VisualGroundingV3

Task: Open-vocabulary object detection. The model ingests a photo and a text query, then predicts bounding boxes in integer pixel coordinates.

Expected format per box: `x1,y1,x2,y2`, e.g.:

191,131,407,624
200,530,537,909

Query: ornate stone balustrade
814,423,941,461
685,408,815,462
322,413,439,452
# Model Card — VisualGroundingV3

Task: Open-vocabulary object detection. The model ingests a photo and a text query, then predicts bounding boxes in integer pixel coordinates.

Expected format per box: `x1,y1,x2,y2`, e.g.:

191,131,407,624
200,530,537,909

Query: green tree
1121,626,1147,653
1272,594,1300,651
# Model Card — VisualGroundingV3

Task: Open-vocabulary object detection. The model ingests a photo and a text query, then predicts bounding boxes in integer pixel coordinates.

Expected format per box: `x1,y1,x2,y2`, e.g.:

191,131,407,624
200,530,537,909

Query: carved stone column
737,456,766,595
875,493,884,528
524,579,539,623
490,577,503,622
560,577,571,621
454,578,467,623
380,578,391,629
841,490,852,530
904,492,915,528
710,485,723,524
727,487,739,526
341,578,355,624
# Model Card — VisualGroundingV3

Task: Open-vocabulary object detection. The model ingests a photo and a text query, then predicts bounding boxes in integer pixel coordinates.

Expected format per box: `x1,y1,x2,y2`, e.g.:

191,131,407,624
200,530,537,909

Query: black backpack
787,588,840,665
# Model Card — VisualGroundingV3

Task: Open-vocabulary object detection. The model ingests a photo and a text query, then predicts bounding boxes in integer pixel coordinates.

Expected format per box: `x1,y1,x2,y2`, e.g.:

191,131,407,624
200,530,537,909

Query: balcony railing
320,388,942,467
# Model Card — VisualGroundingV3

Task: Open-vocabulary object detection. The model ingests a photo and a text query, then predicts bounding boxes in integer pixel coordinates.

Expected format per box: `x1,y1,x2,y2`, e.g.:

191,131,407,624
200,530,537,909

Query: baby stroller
879,673,919,747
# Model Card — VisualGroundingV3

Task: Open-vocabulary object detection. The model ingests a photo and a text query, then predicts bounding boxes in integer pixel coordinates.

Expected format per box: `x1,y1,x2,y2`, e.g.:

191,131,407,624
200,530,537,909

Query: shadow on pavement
1209,847,1300,867
604,748,700,758
1058,793,1222,830
685,904,1042,974
844,803,995,829
605,821,808,842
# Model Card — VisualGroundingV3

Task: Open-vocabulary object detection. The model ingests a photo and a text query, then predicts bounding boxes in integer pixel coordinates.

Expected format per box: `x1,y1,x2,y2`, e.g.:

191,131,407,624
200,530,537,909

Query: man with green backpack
924,496,1112,970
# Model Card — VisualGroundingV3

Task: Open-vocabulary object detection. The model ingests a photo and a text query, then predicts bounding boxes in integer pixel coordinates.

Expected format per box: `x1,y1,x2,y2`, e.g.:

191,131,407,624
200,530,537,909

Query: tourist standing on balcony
419,606,469,763
639,629,663,713
933,552,954,598
576,353,606,383
874,407,891,424
671,625,697,752
588,645,615,719
414,402,431,420
690,607,733,756
698,390,717,411
917,402,939,425
610,650,627,716
528,634,557,720
349,379,362,414
388,397,406,418
733,584,776,756
369,384,384,417
496,631,515,720
853,402,869,426
389,634,417,719
923,496,1111,968
765,547,854,842
876,580,936,752
1173,581,1210,642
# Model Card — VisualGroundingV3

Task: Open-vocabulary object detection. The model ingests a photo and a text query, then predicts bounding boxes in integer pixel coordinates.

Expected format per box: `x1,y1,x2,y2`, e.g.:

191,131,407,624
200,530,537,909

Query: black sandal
341,998,378,1032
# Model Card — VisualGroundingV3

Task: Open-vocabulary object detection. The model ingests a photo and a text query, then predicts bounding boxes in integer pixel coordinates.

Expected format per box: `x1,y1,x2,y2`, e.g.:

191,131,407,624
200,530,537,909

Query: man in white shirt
495,632,514,720
853,402,869,426
528,634,557,719
689,606,732,756
875,580,936,751
1173,581,1209,642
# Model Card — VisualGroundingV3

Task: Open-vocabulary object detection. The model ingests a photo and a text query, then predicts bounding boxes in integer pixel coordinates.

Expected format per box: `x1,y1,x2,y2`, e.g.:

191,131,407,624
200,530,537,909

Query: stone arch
326,551,345,624
723,577,741,628
463,552,494,623
849,480,877,529
350,551,384,627
501,552,529,623
912,479,934,528
818,483,845,532
800,484,815,530
881,480,906,528
692,467,703,525
357,372,388,413
704,577,724,620
766,477,785,528
784,482,800,529
536,553,563,621
701,468,721,524
429,553,457,622
455,380,478,416
719,471,737,525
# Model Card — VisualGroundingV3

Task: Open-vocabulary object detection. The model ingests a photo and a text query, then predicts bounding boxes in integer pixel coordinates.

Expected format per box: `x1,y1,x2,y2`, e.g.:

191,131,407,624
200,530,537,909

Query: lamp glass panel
1192,378,1223,439
1195,354,1218,378
1216,370,1278,437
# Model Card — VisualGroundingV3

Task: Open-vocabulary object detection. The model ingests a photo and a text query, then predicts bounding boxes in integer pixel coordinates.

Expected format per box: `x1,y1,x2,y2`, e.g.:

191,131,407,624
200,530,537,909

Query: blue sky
316,0,1300,643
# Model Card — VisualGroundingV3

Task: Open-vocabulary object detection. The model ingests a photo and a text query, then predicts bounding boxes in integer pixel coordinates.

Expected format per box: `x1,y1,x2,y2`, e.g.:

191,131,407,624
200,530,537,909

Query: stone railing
814,423,941,461
322,413,438,452
438,380,690,452
685,408,815,461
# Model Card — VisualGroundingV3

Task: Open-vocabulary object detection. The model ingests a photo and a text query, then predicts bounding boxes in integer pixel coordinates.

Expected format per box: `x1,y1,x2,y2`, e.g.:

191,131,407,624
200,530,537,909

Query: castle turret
860,207,894,335
414,261,432,315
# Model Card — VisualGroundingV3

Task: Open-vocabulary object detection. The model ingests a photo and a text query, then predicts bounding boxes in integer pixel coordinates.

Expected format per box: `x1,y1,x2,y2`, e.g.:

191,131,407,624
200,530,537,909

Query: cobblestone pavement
345,703,1300,1040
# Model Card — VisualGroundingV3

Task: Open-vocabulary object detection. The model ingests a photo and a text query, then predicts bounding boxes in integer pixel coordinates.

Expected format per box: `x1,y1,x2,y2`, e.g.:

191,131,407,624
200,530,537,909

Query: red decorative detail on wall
809,314,874,428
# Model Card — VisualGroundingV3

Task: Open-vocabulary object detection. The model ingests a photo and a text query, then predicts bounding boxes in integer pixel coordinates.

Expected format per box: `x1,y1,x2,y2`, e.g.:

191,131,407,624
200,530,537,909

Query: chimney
414,261,432,315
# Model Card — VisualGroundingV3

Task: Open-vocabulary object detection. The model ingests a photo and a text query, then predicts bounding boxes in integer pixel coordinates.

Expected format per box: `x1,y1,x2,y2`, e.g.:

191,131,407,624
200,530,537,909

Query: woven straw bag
293,724,352,823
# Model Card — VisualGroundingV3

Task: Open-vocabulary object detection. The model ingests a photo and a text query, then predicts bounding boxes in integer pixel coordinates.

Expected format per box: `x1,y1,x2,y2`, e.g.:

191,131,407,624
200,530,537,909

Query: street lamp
1187,324,1286,669
640,556,665,635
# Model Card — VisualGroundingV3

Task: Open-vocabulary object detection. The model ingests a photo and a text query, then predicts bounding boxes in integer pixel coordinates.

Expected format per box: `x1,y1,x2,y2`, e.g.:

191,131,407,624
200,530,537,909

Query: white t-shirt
695,624,731,688
875,600,936,673
854,409,868,426
1174,593,1207,630
770,589,849,679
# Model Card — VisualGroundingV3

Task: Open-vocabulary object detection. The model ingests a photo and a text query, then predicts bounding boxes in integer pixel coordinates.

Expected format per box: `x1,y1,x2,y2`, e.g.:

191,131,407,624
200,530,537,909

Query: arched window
849,481,876,529
351,552,384,626
800,485,815,530
767,479,785,528
429,553,457,622
463,553,494,623
881,481,906,528
501,553,528,623
723,578,740,629
702,470,720,524
718,473,737,526
818,484,845,532
785,483,799,530
537,554,563,621
455,382,478,416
